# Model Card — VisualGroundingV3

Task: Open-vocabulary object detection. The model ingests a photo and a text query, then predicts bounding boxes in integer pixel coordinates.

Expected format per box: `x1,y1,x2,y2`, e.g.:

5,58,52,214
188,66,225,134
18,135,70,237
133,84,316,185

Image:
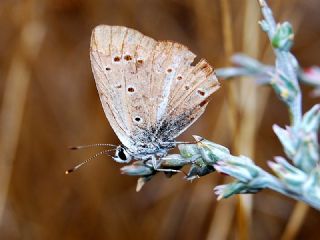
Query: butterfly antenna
65,149,114,174
68,143,117,150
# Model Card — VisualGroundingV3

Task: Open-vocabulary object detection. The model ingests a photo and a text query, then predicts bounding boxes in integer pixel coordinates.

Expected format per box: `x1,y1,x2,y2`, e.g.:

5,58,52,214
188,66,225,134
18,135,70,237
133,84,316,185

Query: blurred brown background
0,0,319,239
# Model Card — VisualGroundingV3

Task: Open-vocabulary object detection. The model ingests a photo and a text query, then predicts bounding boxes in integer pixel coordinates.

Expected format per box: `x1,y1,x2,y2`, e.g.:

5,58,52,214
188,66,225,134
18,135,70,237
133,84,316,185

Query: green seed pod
271,22,294,51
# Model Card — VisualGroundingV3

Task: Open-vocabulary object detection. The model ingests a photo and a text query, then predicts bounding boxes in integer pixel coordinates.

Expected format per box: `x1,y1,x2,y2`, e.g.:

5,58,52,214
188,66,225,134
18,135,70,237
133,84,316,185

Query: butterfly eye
118,148,127,161
184,86,190,90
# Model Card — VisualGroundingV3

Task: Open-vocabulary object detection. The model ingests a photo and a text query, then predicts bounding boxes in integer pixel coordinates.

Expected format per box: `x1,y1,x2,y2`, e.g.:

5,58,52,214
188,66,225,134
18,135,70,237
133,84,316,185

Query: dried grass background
0,0,320,239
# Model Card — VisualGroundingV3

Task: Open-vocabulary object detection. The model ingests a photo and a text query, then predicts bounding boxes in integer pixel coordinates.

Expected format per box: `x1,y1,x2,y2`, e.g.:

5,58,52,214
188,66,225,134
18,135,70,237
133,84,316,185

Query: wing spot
200,63,213,75
177,76,182,80
128,87,135,93
184,86,190,90
137,59,143,64
124,55,132,61
201,64,209,70
115,84,122,89
134,116,142,123
167,68,172,73
114,56,121,62
105,67,111,71
197,89,205,96
199,100,208,107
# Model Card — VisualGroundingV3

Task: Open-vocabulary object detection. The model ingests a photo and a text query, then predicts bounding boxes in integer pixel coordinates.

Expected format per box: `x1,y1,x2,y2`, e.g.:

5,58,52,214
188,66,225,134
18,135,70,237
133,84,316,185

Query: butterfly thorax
113,140,175,163
129,140,176,160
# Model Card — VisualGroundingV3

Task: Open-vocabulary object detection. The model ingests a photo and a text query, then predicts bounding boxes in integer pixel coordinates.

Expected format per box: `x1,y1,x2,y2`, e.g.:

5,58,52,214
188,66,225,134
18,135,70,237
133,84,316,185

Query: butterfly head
113,145,132,163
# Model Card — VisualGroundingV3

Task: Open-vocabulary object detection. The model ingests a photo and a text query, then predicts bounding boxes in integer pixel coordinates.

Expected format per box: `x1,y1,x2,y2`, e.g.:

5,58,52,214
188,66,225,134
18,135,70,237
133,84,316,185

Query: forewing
90,25,157,149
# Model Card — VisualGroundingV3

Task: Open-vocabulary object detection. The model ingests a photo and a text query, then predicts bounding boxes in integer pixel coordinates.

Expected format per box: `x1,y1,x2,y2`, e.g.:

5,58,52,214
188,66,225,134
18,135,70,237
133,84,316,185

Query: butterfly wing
90,25,157,150
149,41,220,141
90,25,219,152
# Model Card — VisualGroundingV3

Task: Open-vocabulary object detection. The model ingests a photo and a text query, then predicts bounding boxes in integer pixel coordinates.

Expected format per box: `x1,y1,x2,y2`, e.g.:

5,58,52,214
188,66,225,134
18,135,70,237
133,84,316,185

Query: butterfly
67,25,220,174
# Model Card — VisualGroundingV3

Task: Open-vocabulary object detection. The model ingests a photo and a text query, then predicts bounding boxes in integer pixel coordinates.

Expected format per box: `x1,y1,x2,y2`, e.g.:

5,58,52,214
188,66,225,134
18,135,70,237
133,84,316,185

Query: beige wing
90,25,157,149
149,41,220,141
90,25,220,149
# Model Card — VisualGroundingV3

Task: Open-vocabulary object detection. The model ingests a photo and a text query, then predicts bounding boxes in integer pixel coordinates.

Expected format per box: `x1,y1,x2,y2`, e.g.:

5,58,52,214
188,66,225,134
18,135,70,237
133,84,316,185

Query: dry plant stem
235,0,261,239
0,0,46,223
206,198,236,240
192,0,215,57
207,1,237,240
207,101,235,239
220,0,237,137
281,202,309,240
0,53,30,223
239,0,260,162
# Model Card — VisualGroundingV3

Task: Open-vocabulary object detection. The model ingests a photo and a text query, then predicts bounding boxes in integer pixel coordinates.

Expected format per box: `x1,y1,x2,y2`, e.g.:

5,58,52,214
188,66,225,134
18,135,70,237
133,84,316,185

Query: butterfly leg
150,155,159,169
150,155,183,174
162,137,203,146
162,140,198,145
